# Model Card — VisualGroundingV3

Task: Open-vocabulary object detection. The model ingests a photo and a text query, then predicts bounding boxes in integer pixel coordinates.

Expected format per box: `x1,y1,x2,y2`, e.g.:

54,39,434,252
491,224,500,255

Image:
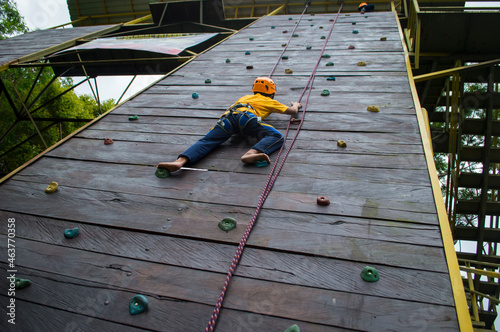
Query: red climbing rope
205,3,344,331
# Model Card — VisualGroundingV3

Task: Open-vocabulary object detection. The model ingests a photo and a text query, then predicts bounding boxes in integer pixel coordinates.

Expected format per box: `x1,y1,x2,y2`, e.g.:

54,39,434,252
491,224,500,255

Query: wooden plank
13,157,437,216
1,265,344,332
0,180,442,269
0,213,452,304
2,236,460,331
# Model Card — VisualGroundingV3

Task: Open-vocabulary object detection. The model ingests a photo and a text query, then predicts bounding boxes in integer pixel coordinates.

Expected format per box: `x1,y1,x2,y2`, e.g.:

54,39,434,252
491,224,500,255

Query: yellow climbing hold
357,61,367,66
45,181,58,194
367,105,380,112
337,140,347,148
380,37,387,41
285,68,293,74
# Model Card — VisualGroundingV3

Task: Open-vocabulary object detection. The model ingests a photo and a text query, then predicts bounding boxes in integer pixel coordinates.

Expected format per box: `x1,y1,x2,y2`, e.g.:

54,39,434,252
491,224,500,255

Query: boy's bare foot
157,156,188,172
241,149,271,164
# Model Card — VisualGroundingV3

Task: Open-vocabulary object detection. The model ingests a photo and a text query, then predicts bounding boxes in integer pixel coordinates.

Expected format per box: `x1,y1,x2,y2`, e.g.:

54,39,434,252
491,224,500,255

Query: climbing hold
271,26,275,29
353,30,359,34
45,181,58,194
292,34,299,37
310,13,315,16
255,160,269,168
337,140,347,148
218,218,237,232
327,76,336,81
225,58,231,63
321,54,330,58
245,51,251,55
319,26,323,29
320,36,326,39
348,45,355,50
284,324,300,332
367,105,380,112
64,227,80,239
128,115,138,121
326,62,334,66
283,30,288,34
290,118,301,125
345,14,351,16
357,61,367,66
246,65,254,70
361,266,379,282
205,79,212,84
129,295,149,315
288,17,293,20
380,37,387,41
321,89,330,96
306,46,312,50
281,43,287,47
104,138,114,145
192,92,199,99
352,22,356,25
365,16,368,18
249,37,254,41
285,68,293,74
308,19,313,21
317,196,330,206
155,168,170,178
282,56,289,60
14,278,31,290
329,19,334,21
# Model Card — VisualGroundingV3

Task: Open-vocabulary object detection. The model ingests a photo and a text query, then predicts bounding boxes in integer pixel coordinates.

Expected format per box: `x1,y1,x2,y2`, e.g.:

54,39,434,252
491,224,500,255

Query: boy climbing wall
157,77,302,172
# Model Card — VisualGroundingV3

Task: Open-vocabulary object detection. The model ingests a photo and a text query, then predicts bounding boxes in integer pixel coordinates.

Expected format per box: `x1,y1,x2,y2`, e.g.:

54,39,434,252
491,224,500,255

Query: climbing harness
206,3,344,330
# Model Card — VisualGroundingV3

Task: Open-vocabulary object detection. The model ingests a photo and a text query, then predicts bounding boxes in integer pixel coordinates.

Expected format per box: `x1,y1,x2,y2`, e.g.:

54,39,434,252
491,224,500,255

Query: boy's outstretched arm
284,102,302,116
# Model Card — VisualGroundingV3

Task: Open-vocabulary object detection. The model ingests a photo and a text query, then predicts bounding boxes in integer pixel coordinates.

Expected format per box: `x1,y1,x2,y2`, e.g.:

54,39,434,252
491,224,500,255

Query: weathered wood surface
0,11,459,331
0,237,459,331
0,25,118,66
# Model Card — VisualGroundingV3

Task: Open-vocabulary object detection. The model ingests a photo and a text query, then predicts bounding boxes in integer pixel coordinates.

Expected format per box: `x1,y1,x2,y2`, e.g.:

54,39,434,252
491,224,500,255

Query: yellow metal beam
393,6,473,332
460,266,500,279
413,58,500,82
125,14,153,25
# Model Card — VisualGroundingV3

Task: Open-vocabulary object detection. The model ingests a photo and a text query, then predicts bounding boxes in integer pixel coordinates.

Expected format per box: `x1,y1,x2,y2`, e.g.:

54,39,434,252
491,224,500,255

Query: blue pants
180,111,284,164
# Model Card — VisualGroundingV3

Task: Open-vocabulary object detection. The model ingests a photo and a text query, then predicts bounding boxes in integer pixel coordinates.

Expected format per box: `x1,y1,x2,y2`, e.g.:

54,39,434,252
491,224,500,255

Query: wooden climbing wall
0,11,461,331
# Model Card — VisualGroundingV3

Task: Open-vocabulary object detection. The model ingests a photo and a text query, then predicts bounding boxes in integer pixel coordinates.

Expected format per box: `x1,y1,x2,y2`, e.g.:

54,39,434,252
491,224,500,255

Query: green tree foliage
0,0,28,39
0,67,115,177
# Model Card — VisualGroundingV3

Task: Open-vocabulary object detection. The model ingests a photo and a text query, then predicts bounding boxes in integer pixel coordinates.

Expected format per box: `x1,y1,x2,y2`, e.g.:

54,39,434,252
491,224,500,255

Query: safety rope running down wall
205,3,344,330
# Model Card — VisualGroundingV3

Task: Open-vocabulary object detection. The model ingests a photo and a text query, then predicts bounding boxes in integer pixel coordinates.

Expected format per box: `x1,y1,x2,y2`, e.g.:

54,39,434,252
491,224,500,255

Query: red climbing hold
104,138,114,145
290,118,301,125
348,45,355,49
317,196,330,206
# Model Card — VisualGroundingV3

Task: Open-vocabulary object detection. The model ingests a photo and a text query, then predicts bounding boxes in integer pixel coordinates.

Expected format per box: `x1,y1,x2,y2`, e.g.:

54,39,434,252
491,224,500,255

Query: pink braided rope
206,4,344,330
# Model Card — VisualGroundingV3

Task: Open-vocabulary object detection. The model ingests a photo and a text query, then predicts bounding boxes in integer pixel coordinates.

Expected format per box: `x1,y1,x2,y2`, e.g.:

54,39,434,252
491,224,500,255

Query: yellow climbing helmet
252,77,277,95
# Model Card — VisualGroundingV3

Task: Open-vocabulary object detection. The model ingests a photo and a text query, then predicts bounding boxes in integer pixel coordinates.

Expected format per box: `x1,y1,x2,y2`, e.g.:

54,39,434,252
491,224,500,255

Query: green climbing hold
326,62,334,66
321,54,330,58
129,295,148,315
327,76,336,81
64,227,80,239
353,30,359,34
205,79,212,84
292,34,299,37
361,266,379,282
284,324,300,332
249,37,254,41
271,26,275,29
155,168,170,178
320,36,326,39
254,160,269,167
218,218,237,232
308,19,313,21
310,13,315,16
306,46,312,50
321,89,330,96
225,58,231,63
128,115,138,121
14,278,31,290
288,17,293,20
282,56,289,60
352,22,356,25
245,51,251,55
192,92,199,99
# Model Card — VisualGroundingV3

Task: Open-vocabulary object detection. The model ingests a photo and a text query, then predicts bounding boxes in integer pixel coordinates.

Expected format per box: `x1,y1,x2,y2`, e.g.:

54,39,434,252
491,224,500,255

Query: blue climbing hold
327,76,336,81
288,17,293,20
64,227,80,239
271,26,275,29
245,51,251,55
255,160,269,168
353,30,359,34
129,295,148,315
192,92,199,99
